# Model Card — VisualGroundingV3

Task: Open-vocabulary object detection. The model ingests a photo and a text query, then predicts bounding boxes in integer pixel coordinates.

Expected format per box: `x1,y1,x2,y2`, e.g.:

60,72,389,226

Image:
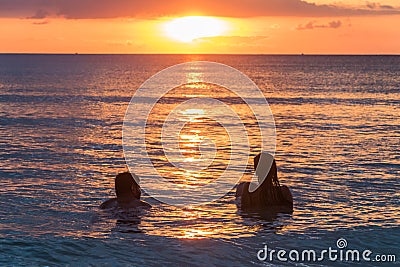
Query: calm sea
0,55,399,266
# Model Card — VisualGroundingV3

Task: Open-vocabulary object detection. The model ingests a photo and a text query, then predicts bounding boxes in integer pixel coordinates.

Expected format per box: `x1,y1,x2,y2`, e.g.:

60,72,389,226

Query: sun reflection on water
145,83,246,186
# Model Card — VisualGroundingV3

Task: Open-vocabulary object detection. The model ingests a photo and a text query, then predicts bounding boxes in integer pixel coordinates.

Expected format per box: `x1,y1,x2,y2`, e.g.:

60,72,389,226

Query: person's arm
138,200,152,209
281,186,293,203
240,182,252,209
121,199,152,209
236,182,247,197
99,198,117,209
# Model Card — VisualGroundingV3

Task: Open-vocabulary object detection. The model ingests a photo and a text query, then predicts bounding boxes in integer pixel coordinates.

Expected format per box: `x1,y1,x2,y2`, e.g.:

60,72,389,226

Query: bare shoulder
236,182,249,197
138,200,152,209
280,185,293,203
119,199,152,209
99,198,118,209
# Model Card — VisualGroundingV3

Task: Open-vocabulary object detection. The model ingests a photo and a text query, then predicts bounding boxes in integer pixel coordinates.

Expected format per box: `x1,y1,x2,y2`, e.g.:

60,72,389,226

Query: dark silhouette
236,153,293,213
100,172,151,209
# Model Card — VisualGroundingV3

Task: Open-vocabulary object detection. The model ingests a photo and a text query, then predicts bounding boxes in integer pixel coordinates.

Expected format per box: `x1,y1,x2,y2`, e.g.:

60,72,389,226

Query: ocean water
0,54,399,266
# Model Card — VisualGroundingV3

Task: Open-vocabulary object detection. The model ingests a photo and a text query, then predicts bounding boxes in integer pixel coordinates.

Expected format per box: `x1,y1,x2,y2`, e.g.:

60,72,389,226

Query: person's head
115,172,141,199
253,152,278,184
247,152,286,206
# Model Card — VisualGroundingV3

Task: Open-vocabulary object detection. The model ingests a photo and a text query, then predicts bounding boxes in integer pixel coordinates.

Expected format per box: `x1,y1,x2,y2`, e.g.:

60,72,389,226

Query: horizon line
0,52,400,56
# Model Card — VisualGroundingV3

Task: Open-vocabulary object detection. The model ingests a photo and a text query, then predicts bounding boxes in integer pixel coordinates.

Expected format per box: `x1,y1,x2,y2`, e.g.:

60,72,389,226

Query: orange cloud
1,0,399,19
27,9,48,19
366,2,395,10
296,20,343,30
32,20,49,25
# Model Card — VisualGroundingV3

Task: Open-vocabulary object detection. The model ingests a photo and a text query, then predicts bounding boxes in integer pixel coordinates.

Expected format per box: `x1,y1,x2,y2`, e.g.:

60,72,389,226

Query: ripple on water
0,55,399,265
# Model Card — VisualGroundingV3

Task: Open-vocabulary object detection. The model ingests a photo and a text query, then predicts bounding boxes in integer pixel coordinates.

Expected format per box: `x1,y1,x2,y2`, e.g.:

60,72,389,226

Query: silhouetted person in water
100,172,151,209
236,153,293,212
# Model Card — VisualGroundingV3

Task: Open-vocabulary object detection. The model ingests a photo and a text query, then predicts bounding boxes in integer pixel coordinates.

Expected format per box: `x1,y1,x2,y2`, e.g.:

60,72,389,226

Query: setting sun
163,16,229,43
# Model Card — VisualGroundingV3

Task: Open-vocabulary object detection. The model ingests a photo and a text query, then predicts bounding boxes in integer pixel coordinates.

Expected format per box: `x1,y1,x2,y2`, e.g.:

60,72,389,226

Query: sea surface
0,55,399,266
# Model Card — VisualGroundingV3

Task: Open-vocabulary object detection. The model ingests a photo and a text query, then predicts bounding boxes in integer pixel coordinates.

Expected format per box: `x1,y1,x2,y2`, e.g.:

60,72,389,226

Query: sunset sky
0,0,399,54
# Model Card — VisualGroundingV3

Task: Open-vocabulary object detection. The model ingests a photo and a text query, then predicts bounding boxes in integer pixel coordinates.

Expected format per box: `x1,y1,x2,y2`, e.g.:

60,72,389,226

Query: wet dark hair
255,154,284,203
115,172,141,199
242,153,290,209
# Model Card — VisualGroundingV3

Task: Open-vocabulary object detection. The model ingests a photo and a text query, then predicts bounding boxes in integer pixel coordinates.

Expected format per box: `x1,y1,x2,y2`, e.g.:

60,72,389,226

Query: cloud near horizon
296,20,343,30
0,0,399,19
32,20,49,25
366,2,395,10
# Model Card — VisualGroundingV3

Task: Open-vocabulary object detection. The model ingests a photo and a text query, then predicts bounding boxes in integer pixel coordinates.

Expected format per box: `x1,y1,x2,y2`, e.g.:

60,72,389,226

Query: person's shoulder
99,198,118,209
236,182,250,197
118,199,152,209
280,185,293,203
137,200,152,209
